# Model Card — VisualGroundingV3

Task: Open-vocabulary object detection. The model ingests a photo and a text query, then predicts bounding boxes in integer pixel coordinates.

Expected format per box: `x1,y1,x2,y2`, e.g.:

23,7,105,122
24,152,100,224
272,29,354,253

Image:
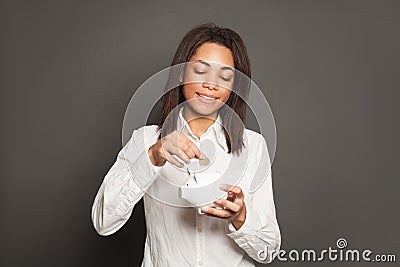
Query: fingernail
201,208,208,212
219,184,227,190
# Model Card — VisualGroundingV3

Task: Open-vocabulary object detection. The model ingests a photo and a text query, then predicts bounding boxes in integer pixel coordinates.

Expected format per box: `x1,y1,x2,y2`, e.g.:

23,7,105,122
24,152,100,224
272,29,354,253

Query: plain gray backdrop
1,0,399,266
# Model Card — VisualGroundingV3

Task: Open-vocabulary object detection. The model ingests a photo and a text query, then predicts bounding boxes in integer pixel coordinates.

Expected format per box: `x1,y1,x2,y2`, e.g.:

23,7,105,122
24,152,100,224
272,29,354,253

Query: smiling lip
196,92,219,104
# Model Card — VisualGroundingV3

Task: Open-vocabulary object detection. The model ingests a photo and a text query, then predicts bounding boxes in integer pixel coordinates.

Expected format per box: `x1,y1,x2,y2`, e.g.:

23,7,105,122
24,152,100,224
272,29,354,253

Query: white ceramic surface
179,170,228,214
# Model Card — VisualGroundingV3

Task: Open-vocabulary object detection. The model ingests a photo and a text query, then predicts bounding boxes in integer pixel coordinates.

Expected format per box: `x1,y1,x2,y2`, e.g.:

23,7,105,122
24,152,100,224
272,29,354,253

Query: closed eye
194,69,206,75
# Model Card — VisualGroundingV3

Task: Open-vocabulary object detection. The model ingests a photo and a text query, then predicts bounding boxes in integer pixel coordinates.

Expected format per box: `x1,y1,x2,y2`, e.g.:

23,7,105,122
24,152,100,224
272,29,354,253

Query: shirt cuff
125,148,161,190
143,142,163,173
227,206,259,240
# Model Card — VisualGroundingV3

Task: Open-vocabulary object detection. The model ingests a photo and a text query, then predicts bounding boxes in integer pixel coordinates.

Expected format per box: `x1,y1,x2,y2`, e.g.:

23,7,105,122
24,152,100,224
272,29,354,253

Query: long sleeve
227,135,281,264
91,126,161,236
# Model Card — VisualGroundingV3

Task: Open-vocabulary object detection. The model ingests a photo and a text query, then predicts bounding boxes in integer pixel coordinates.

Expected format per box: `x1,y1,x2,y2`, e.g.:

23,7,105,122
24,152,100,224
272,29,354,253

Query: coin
199,156,210,166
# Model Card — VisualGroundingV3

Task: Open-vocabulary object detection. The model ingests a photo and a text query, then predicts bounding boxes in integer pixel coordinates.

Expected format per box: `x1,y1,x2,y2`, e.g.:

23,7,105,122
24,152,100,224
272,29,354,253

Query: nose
201,69,220,90
202,80,219,90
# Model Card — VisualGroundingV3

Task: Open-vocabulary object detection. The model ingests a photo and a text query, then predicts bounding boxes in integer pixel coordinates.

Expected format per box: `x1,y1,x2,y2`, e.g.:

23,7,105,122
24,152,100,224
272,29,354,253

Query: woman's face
182,42,235,118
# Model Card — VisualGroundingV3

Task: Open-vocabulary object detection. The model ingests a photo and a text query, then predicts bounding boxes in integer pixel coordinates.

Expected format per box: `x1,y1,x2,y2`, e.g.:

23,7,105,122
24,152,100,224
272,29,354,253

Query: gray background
1,0,399,266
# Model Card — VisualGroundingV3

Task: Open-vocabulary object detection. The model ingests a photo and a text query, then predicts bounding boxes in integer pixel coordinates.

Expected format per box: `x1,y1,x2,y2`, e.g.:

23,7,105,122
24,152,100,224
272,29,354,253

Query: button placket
195,211,205,266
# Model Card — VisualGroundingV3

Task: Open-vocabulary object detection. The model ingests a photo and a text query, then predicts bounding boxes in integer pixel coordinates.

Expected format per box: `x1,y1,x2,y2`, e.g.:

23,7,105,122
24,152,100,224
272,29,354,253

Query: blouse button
197,227,202,232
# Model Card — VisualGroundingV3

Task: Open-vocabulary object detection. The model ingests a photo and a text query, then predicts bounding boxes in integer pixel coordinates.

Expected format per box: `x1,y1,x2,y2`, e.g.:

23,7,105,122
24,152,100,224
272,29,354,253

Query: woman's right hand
148,131,202,168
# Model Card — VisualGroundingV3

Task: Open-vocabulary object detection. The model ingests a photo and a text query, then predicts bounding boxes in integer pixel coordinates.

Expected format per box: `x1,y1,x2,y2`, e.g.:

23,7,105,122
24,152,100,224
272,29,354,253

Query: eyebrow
194,60,234,72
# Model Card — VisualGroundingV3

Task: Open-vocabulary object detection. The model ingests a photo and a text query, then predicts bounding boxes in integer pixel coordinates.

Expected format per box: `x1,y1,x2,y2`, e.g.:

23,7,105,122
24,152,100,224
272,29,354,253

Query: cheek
220,89,232,102
182,84,197,99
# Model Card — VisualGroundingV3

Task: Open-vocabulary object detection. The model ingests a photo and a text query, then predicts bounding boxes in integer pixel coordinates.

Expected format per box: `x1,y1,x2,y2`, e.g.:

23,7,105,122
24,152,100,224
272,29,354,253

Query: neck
183,106,217,138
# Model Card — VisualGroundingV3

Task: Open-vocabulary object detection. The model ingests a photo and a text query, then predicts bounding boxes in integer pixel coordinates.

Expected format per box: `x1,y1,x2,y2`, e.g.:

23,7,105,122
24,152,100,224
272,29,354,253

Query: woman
92,23,281,266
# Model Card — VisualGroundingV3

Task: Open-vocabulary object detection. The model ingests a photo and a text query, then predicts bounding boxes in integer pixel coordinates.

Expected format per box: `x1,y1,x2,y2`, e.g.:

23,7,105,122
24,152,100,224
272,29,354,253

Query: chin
187,103,220,117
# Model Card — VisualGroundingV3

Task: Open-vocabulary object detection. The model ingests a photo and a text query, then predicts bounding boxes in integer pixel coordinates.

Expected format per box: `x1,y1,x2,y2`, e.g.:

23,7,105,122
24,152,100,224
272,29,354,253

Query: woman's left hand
201,184,246,230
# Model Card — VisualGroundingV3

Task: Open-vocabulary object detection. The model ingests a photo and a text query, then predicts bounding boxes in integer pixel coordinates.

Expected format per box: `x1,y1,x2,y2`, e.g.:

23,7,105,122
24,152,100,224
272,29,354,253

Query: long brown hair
158,23,251,155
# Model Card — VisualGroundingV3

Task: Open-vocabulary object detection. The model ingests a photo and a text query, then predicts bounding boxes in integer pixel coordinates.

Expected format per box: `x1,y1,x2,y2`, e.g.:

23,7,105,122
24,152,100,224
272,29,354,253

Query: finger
219,184,244,197
201,206,232,218
168,146,191,164
184,141,202,159
179,133,202,159
190,143,202,159
175,148,191,164
214,198,241,213
179,143,196,159
164,151,184,168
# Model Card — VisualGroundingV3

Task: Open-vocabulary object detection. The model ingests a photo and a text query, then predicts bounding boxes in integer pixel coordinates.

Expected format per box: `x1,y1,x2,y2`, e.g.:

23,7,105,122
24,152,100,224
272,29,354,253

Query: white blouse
91,110,281,266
